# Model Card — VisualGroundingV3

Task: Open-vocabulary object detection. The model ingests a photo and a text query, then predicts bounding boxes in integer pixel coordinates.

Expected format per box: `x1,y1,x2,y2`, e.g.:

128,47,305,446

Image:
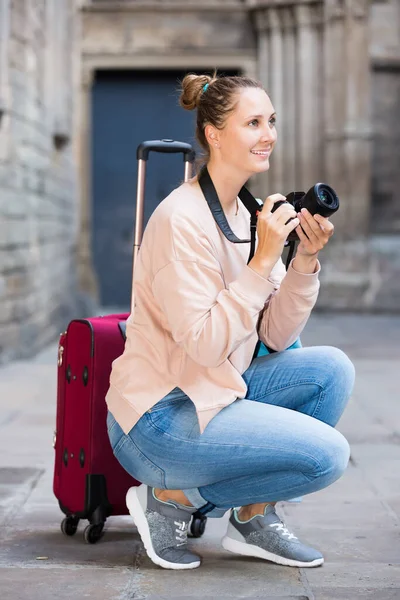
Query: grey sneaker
126,485,201,570
222,505,324,568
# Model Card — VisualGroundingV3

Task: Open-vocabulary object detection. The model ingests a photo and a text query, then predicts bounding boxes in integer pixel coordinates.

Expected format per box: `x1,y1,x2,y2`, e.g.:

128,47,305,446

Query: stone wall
1,0,399,362
0,0,82,363
370,0,400,234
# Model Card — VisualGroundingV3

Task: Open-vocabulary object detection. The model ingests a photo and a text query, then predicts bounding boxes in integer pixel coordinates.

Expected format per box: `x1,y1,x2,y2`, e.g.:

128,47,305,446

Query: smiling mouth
251,149,271,156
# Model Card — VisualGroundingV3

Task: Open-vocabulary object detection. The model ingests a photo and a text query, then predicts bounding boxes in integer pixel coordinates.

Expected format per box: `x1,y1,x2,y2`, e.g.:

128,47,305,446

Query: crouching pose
106,73,355,571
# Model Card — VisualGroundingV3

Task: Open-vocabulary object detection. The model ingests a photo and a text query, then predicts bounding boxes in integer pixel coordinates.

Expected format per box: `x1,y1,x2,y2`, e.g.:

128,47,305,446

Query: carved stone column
323,0,372,239
254,9,271,198
268,7,285,193
256,9,269,89
0,0,10,150
295,2,324,192
253,2,324,197
253,7,285,197
77,68,99,301
281,6,296,193
344,0,372,238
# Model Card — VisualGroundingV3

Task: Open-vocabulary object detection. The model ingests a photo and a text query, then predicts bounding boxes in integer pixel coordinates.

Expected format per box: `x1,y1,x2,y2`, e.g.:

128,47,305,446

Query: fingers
298,210,320,243
297,209,335,250
262,194,286,214
314,213,334,236
285,216,300,232
295,223,310,244
276,204,297,225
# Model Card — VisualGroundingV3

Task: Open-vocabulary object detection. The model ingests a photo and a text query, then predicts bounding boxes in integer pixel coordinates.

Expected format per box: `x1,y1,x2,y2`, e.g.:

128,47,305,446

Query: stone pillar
254,9,271,199
281,6,296,193
253,2,324,197
344,0,372,237
295,2,324,192
77,68,99,301
268,7,285,194
0,0,10,153
253,7,286,197
323,0,372,239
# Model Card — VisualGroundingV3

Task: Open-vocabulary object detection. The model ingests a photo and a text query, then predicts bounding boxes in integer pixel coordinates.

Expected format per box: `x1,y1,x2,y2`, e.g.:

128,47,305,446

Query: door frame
77,55,257,301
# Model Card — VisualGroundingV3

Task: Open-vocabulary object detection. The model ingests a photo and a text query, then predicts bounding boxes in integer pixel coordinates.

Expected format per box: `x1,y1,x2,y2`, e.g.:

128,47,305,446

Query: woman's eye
269,117,276,127
249,119,259,127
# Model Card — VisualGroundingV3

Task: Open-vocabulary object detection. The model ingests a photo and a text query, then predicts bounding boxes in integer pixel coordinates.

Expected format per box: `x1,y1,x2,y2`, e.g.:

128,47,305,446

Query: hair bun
179,74,212,110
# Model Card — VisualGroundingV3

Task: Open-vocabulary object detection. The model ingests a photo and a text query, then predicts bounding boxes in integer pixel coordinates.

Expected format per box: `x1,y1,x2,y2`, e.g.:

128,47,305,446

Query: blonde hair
179,72,263,164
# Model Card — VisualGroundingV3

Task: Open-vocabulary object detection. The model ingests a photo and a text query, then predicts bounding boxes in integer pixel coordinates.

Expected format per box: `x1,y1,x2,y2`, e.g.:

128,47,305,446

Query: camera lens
319,190,329,203
288,183,339,219
318,189,333,206
315,184,339,212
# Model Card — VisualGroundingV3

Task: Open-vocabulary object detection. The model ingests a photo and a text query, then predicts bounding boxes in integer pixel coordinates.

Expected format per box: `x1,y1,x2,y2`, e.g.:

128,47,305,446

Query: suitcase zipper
58,331,66,367
54,331,67,449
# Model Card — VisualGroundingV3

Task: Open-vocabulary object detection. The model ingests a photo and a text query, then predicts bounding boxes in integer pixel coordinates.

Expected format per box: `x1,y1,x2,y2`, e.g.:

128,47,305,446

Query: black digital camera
271,183,339,242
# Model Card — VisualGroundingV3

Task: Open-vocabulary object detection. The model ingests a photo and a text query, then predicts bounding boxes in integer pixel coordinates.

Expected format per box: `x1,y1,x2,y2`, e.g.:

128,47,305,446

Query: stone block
0,220,29,248
306,562,400,590
0,322,20,360
310,589,400,599
0,190,28,218
370,1,400,57
0,276,6,297
0,299,14,324
10,3,28,41
82,10,255,55
371,68,400,234
0,568,135,600
82,13,129,53
315,239,385,311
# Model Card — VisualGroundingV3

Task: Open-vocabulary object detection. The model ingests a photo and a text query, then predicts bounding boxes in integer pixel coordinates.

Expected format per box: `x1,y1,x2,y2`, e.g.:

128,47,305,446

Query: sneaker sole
221,535,324,568
126,487,201,570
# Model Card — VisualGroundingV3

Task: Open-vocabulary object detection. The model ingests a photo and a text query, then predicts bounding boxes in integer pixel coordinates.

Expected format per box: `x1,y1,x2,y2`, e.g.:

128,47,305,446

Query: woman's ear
205,124,220,148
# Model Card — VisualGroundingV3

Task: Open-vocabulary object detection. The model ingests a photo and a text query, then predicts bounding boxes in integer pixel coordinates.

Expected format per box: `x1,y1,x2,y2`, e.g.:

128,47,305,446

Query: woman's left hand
295,208,334,256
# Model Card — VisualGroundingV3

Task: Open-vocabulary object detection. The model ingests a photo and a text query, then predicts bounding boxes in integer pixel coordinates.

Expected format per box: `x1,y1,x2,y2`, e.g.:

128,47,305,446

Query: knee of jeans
321,347,355,397
316,430,350,483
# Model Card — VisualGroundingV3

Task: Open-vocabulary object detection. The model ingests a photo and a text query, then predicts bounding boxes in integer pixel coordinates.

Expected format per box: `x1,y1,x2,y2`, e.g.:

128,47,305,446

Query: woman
106,73,355,571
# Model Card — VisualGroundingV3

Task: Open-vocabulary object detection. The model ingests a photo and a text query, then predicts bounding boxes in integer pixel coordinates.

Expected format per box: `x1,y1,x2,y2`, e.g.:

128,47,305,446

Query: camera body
270,183,339,242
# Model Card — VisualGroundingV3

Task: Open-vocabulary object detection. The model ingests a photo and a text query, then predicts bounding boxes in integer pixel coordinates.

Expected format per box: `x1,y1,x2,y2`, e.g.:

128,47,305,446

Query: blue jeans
107,346,354,518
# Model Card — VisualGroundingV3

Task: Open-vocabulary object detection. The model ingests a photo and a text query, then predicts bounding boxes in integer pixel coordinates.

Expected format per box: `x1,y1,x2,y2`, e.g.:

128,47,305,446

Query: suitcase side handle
137,139,195,163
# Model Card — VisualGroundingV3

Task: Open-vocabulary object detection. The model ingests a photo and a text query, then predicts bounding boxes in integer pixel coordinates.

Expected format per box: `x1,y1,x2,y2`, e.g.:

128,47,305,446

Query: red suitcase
53,140,200,544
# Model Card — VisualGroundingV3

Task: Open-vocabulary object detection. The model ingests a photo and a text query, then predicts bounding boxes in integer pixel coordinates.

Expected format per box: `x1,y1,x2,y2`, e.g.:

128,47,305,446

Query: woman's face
210,87,277,176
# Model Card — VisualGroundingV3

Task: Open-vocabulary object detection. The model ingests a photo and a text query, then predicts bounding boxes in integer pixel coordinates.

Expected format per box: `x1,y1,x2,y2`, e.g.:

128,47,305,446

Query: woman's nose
261,126,277,143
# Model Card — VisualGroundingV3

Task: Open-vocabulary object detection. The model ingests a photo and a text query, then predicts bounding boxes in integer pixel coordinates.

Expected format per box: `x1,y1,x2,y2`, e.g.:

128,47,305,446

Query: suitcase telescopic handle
137,139,196,163
132,139,196,311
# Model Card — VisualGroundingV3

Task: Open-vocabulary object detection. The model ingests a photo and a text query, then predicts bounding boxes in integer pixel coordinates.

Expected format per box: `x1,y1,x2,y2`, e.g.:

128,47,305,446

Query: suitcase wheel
190,513,207,538
61,516,79,537
84,522,104,544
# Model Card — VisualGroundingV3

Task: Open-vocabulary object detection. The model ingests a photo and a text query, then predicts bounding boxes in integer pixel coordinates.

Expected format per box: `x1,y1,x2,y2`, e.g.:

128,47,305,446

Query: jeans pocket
113,433,165,489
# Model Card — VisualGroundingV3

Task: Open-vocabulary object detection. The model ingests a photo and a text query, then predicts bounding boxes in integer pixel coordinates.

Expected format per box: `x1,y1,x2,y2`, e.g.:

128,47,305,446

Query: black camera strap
198,166,296,268
198,165,297,359
198,166,260,264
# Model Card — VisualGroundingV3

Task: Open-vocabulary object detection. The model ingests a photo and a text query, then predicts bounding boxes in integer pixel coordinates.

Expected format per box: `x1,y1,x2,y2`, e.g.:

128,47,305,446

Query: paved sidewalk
0,314,399,600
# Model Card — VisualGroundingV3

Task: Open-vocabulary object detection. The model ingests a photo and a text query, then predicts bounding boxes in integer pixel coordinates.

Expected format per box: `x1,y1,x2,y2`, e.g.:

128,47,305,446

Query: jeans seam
250,379,325,401
205,471,319,508
310,387,326,420
144,413,323,474
107,413,119,436
149,399,186,413
115,434,166,487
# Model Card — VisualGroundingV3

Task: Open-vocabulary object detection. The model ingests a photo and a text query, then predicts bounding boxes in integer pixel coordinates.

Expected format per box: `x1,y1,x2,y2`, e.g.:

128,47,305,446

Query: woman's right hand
249,194,300,279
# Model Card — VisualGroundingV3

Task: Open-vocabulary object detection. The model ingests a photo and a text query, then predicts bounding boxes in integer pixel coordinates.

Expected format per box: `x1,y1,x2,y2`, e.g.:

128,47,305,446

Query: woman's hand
249,194,300,279
295,208,334,257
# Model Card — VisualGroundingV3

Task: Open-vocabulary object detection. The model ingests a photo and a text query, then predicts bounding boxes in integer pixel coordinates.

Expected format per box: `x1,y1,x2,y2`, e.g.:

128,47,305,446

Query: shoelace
269,521,298,541
174,519,189,546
